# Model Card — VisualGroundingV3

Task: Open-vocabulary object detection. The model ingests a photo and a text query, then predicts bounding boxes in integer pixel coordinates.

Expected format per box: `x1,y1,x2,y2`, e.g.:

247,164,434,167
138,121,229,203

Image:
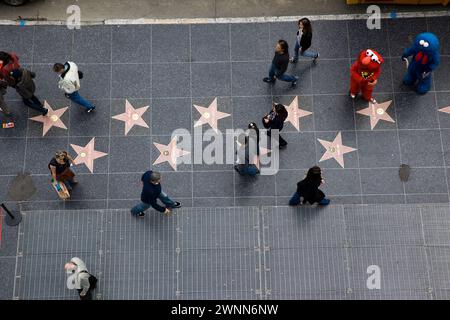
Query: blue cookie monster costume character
402,32,440,95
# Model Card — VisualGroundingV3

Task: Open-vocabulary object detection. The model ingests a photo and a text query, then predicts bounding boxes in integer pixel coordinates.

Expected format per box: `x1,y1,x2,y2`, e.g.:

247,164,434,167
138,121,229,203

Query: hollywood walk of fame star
112,99,149,135
193,98,230,133
356,100,395,130
70,138,108,173
280,96,312,131
153,137,191,171
438,106,450,115
317,132,357,168
29,101,68,136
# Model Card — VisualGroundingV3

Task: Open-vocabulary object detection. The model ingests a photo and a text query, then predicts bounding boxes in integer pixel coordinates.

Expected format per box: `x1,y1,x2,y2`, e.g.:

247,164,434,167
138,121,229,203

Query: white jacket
69,257,91,294
58,61,80,94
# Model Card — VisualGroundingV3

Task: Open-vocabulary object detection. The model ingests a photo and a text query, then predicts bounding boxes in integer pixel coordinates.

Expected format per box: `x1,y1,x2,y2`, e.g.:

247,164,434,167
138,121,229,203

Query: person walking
48,151,77,191
130,170,181,217
0,51,21,85
9,68,48,116
64,257,97,300
290,18,319,63
263,40,299,88
262,103,288,148
53,62,96,113
234,133,259,176
289,166,330,206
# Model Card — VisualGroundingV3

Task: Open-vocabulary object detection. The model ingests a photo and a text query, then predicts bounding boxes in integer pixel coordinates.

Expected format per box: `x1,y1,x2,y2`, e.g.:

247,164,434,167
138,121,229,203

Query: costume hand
367,79,377,86
402,58,409,69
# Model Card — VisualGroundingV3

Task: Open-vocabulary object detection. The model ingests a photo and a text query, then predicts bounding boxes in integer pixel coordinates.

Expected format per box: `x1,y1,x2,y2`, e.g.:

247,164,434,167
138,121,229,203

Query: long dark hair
277,39,289,54
305,166,322,183
274,103,288,122
299,18,312,35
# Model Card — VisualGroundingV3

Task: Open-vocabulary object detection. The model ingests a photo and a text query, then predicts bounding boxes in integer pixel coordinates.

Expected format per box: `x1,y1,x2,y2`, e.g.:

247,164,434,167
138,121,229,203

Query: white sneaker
350,93,356,99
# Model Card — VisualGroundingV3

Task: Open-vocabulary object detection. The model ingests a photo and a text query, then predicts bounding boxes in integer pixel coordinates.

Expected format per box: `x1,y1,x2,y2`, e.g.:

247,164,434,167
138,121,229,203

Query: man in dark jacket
130,170,181,217
263,40,299,87
263,103,288,148
9,68,48,116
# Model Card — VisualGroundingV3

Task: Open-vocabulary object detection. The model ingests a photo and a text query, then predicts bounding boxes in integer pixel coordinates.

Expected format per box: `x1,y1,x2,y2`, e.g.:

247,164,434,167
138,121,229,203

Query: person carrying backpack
64,257,98,300
53,61,96,113
262,103,288,148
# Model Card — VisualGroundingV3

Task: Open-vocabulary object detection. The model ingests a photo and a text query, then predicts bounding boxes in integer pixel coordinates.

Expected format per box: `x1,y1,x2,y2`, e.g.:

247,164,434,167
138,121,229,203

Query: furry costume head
413,32,440,54
356,49,383,79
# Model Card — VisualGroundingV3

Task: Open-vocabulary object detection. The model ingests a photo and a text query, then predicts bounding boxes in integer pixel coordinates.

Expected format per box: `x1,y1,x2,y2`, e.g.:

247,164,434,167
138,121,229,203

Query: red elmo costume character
350,49,383,103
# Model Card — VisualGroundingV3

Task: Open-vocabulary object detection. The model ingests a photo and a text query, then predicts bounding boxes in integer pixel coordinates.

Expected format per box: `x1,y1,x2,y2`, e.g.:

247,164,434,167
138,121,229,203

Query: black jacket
298,31,312,51
296,177,325,205
140,171,165,212
11,68,36,99
272,52,289,74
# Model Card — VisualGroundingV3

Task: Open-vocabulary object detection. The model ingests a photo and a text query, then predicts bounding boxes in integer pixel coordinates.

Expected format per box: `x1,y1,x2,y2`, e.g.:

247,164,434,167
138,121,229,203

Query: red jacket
0,52,21,83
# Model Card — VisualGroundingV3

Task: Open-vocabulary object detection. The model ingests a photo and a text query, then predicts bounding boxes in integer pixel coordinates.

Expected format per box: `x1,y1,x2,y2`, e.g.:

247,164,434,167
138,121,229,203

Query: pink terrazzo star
153,137,191,171
356,100,395,130
70,138,108,173
281,96,312,131
318,132,357,168
250,146,271,170
194,98,230,133
438,106,450,115
112,99,149,135
29,101,68,136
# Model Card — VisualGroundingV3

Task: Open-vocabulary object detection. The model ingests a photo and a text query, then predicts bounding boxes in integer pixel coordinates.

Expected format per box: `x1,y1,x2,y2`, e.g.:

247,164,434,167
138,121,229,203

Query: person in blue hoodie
130,170,181,217
402,32,440,95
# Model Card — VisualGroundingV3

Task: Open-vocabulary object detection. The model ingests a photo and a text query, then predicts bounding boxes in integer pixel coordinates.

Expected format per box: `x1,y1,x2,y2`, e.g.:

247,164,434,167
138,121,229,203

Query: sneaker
313,53,320,63
42,108,49,116
263,77,275,83
86,106,96,113
350,93,356,99
369,97,377,104
289,57,298,63
172,202,181,209
291,76,299,88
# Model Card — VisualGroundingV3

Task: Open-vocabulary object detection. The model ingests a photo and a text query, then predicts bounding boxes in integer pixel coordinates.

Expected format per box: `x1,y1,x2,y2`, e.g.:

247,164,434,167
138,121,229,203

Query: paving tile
235,196,276,207
111,63,151,99
231,23,271,61
30,64,65,100
404,167,448,194
275,169,306,197
269,22,298,55
73,26,112,63
107,172,142,200
151,98,192,135
192,197,234,207
110,98,151,136
151,135,192,172
69,99,111,137
109,136,151,173
278,132,317,170
74,63,111,100
28,175,65,201
436,92,450,129
0,257,15,300
362,194,405,205
357,131,401,168
319,168,361,196
313,94,355,131
191,62,231,97
68,136,109,174
394,92,439,129
406,193,449,204
231,96,273,130
191,24,230,62
440,130,450,165
231,62,273,97
427,247,450,291
152,25,189,63
111,25,151,63
151,63,190,98
315,131,359,169
0,138,25,175
359,168,404,195
279,195,362,205
427,16,450,56
272,61,313,96
24,137,68,174
192,134,235,172
348,19,389,58
193,171,234,198
33,26,73,63
389,56,428,94
158,171,193,198
64,173,108,200
434,56,450,92
192,96,233,132
64,200,108,210
388,18,428,57
421,204,450,246
18,201,65,211
310,20,350,59
398,130,443,167
235,173,275,197
354,93,396,131
0,25,34,63
26,99,70,138
0,203,19,257
0,100,29,138
108,199,141,210
312,60,350,95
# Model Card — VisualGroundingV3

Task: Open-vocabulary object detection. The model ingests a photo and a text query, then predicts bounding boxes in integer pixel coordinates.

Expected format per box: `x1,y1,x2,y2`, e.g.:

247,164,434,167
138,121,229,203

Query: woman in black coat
289,166,330,206
290,18,319,63
262,103,288,148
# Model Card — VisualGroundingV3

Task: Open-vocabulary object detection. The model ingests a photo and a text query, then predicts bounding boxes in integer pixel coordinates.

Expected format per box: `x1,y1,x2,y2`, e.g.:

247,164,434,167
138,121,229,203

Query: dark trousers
267,129,287,147
22,95,46,114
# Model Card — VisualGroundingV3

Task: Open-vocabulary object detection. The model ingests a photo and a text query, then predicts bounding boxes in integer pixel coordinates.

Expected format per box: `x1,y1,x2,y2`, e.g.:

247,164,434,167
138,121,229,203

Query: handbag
59,167,75,182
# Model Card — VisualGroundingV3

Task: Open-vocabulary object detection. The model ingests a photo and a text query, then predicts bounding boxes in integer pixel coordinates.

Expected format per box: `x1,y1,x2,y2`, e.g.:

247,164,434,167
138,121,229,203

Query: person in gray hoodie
9,68,48,116
53,62,95,113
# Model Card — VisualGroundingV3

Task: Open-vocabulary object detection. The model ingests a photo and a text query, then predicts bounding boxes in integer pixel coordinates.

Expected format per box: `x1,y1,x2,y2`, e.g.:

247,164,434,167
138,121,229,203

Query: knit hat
9,69,22,81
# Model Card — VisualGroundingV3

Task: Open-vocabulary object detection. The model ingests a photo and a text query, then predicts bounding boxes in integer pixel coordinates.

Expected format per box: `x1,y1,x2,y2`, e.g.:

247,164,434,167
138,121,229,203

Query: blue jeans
130,191,177,215
235,164,258,176
268,63,297,83
293,41,318,62
288,192,330,205
67,91,94,110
